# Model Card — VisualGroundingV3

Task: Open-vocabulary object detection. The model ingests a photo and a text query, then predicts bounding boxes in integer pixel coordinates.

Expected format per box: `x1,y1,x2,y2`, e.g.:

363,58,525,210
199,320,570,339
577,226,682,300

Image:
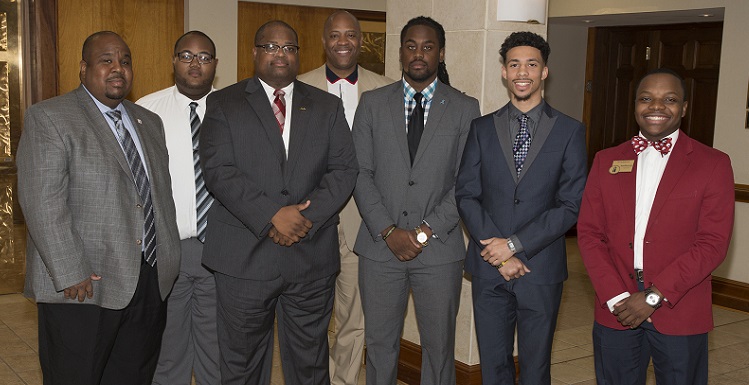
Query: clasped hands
612,288,661,329
383,224,431,262
480,237,530,282
269,200,313,247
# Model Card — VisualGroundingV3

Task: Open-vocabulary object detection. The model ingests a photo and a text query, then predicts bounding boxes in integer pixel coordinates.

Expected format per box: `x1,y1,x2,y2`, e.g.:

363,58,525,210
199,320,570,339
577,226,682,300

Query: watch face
646,293,660,306
417,232,428,243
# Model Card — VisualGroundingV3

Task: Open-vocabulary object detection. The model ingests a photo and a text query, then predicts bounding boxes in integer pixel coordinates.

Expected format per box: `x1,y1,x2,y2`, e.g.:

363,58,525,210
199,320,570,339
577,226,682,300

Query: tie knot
631,135,673,156
106,110,122,123
274,89,285,98
414,92,423,104
189,101,198,112
518,114,529,125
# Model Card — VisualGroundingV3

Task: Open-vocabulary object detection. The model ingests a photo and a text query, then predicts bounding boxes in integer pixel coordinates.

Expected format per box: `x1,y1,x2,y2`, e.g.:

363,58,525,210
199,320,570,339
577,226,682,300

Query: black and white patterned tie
106,110,157,265
513,114,532,176
190,102,213,243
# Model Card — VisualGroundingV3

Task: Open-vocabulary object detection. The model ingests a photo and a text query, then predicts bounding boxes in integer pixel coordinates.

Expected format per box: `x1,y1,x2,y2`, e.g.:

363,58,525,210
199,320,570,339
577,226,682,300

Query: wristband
383,225,396,240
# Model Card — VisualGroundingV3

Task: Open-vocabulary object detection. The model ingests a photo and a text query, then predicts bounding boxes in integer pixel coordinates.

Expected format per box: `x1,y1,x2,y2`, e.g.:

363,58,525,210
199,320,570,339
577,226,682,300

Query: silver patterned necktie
513,114,532,176
106,110,157,265
190,102,213,243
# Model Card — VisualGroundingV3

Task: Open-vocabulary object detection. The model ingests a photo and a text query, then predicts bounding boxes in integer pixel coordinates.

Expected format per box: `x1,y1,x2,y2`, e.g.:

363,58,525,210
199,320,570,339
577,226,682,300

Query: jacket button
514,199,520,205
408,181,415,186
136,204,142,209
281,190,289,196
402,211,408,216
136,239,143,245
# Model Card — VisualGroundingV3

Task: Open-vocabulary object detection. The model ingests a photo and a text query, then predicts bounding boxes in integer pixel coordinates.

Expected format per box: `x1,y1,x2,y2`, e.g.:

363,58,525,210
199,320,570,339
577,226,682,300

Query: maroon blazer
577,131,734,335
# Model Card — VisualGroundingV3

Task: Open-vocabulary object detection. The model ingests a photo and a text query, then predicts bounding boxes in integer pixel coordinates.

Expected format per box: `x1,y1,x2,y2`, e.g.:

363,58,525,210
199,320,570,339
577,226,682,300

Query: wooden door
584,23,723,167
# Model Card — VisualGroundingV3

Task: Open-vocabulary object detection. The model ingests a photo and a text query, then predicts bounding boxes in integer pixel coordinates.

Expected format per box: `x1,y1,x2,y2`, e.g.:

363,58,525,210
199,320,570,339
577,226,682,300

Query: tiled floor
1,238,748,385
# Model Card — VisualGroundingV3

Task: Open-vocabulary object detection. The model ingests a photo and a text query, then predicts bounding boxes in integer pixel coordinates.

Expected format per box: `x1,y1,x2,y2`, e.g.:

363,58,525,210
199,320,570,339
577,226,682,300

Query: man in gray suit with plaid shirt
18,31,180,385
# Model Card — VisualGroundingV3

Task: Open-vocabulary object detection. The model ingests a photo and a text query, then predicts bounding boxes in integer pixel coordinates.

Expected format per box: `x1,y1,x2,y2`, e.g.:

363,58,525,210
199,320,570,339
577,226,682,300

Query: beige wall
544,23,587,121
548,0,749,283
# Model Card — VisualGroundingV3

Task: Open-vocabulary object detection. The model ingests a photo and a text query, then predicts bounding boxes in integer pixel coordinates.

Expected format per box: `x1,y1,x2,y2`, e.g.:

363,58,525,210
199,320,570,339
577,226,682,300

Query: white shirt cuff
607,292,631,312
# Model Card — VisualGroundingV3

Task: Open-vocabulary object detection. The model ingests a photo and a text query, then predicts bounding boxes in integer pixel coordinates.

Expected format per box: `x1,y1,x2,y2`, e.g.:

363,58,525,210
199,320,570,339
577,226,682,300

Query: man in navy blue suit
455,31,587,385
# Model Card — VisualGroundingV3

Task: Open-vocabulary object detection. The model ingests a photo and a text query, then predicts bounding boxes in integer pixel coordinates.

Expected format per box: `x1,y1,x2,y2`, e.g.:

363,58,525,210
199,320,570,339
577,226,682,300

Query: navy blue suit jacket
455,102,587,283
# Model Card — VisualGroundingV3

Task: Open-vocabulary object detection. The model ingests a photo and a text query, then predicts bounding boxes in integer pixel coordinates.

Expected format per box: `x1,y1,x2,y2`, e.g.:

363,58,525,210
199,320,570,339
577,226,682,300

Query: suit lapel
388,85,411,166
519,103,557,182
75,86,133,179
616,144,638,241
285,81,312,184
245,78,286,162
412,84,448,166
493,106,517,184
647,131,692,232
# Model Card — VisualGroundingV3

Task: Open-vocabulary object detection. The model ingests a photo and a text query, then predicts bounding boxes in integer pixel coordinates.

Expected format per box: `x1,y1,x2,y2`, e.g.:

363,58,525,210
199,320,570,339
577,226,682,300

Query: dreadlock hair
400,16,450,85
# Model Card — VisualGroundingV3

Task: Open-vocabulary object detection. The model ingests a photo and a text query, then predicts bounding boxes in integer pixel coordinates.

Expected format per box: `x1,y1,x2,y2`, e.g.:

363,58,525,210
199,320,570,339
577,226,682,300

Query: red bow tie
631,136,673,156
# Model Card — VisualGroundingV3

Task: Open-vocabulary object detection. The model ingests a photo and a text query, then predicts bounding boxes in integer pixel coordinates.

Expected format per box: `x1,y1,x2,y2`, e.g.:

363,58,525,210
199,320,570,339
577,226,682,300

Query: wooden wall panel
57,0,184,101
237,3,385,81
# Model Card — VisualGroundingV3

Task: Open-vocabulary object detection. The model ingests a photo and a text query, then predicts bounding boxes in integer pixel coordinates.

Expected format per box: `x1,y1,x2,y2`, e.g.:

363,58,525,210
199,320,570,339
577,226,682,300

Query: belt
634,268,644,283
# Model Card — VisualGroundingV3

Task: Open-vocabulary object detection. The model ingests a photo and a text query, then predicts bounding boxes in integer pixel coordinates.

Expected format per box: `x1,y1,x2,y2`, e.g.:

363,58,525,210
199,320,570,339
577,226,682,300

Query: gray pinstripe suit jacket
18,85,181,309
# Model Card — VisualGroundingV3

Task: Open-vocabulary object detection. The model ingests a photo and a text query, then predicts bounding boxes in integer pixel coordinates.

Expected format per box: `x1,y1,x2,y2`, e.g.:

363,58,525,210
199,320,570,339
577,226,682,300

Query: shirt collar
508,100,545,124
402,77,438,103
326,65,358,85
172,85,215,109
82,84,123,115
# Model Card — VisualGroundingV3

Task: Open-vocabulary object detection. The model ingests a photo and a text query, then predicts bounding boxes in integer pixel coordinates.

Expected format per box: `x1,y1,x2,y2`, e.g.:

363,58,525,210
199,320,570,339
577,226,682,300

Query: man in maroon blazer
577,68,734,385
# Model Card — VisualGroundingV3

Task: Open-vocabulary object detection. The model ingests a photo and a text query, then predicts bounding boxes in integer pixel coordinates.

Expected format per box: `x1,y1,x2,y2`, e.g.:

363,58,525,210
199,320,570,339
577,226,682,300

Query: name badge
609,160,634,174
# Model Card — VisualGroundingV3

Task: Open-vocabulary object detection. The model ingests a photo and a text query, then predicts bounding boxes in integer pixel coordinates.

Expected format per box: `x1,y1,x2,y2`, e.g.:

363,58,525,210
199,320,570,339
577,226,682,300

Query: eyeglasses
176,51,215,64
255,43,300,55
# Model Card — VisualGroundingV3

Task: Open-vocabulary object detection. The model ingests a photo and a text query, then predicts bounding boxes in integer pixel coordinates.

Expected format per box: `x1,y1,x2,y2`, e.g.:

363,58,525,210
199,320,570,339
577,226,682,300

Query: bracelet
382,225,397,240
497,259,509,269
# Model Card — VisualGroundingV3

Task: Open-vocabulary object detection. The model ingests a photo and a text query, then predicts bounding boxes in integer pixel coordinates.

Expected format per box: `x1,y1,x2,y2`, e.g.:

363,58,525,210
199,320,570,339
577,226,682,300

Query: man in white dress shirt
137,30,220,385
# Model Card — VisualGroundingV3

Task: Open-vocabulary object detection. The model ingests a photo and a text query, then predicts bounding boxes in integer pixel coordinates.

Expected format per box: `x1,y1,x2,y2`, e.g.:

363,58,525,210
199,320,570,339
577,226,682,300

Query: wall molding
736,184,749,203
712,276,749,312
396,339,519,385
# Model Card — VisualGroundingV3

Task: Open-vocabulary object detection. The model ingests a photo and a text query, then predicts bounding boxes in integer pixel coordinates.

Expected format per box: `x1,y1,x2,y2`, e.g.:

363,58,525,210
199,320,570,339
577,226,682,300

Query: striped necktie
190,102,213,243
106,110,157,265
272,89,286,133
513,114,532,176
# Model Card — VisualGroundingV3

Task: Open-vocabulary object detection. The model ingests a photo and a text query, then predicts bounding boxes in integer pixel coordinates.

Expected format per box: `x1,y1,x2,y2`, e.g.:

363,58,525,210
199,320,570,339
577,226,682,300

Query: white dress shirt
259,79,294,156
606,130,679,311
136,85,215,240
327,78,358,128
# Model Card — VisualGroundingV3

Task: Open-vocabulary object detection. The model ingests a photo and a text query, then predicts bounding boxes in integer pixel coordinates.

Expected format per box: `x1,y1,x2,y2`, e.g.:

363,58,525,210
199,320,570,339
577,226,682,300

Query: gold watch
414,226,429,247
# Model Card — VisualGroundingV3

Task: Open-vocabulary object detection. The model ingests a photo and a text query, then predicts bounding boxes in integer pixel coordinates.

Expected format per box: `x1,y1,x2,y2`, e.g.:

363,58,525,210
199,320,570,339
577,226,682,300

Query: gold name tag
609,160,634,174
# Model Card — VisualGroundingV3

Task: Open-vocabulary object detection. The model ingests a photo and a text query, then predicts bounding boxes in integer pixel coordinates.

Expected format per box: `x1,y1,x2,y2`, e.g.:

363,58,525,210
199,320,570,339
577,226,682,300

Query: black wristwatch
643,287,662,309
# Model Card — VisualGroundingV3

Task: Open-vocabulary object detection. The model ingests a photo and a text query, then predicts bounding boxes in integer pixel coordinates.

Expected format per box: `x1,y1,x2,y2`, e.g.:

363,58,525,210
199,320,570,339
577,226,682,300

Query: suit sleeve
514,121,588,259
653,153,734,307
455,117,505,243
299,98,358,238
425,98,481,241
199,93,283,238
353,92,395,239
17,106,90,291
577,152,632,308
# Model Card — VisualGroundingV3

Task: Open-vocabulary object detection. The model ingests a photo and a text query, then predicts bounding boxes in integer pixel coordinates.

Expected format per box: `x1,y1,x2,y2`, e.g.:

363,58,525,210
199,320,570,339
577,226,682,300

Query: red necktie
631,136,673,156
272,89,286,134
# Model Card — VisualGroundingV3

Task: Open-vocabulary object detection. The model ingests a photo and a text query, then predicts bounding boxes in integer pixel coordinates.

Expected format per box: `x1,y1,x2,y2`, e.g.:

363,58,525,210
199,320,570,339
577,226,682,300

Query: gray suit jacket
353,81,480,264
199,78,358,282
18,85,181,309
298,65,392,247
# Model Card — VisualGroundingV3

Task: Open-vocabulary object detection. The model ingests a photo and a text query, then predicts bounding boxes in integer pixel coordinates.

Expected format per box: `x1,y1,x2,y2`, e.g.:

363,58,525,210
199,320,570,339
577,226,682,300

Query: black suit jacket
199,77,358,282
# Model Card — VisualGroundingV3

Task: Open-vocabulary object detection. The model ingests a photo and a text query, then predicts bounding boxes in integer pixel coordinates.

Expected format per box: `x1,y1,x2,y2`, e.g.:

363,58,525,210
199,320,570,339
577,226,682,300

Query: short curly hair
500,31,550,64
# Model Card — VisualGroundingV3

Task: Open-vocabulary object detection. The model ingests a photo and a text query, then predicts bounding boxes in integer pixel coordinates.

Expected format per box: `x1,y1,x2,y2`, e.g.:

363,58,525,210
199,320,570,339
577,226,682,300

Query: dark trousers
38,262,167,385
214,272,336,385
593,321,708,385
472,275,563,385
